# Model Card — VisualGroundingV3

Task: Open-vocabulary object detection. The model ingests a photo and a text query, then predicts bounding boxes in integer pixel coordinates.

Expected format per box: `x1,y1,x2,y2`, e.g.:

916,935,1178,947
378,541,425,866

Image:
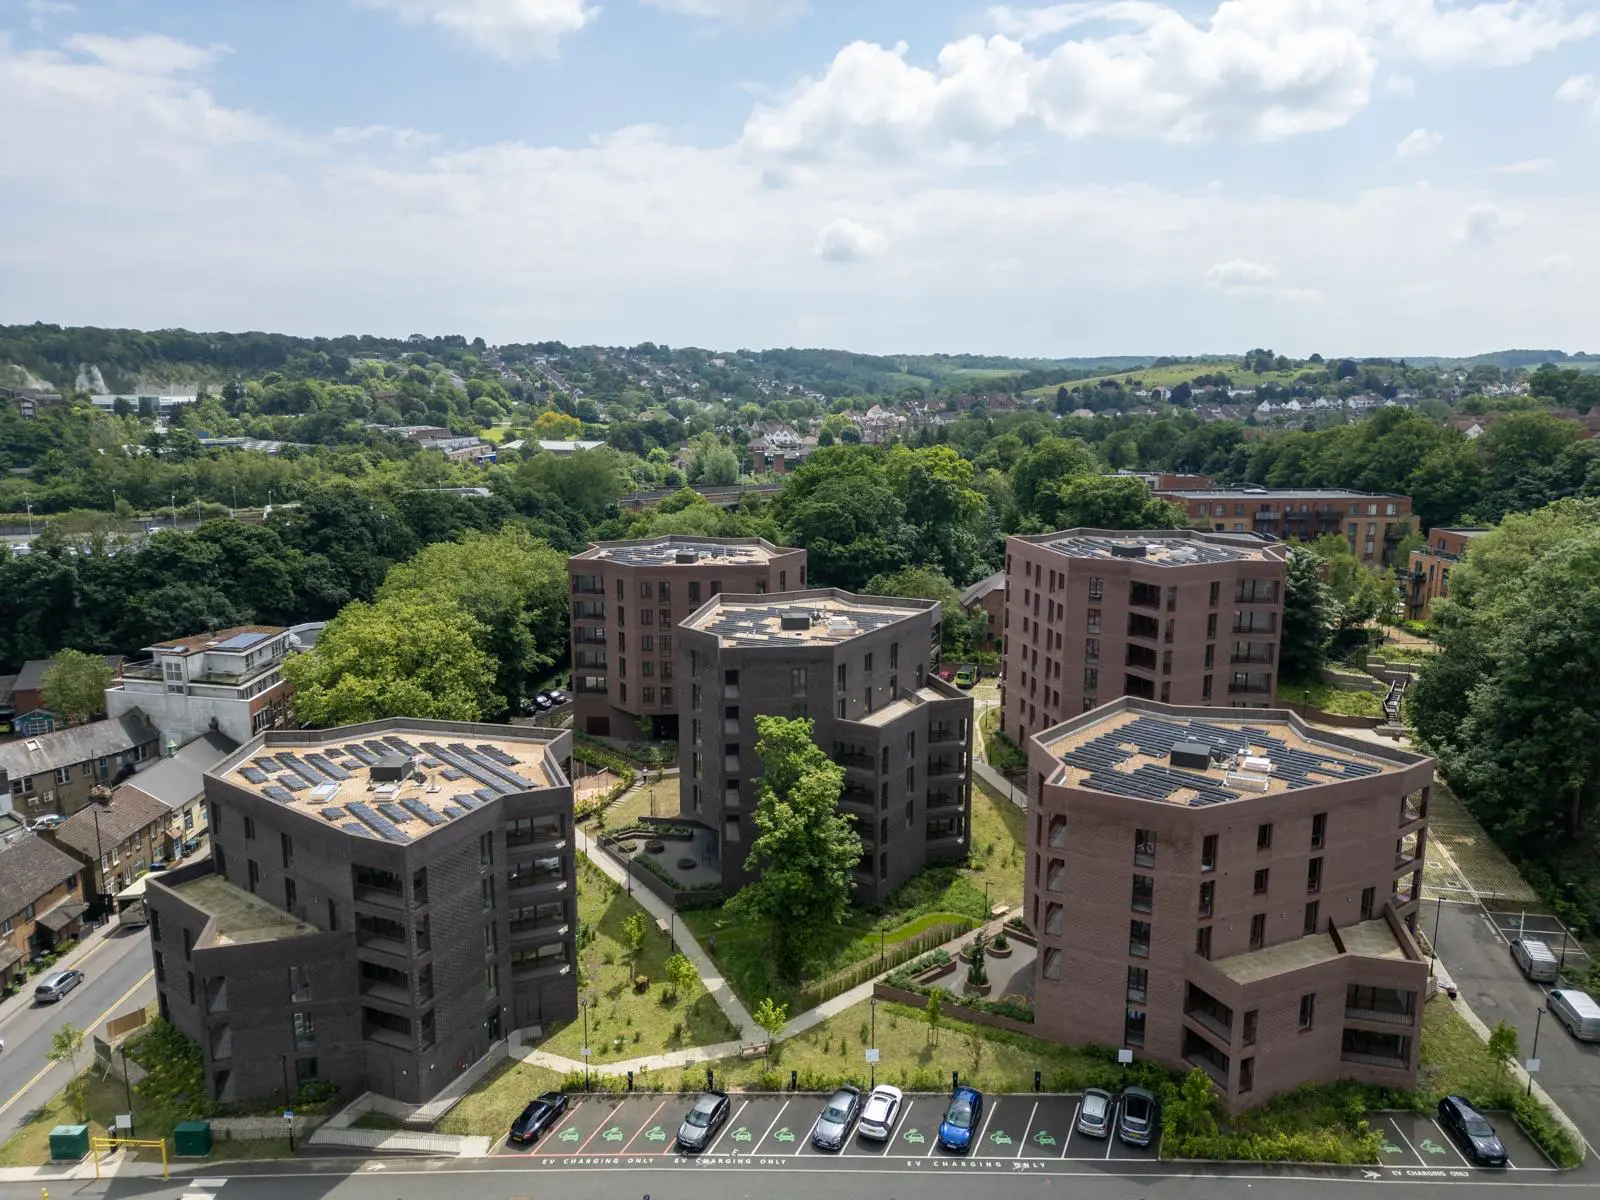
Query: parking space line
973,1099,998,1154
1429,1119,1472,1168
577,1104,623,1154
924,1101,942,1158
705,1100,747,1156
530,1100,584,1155
1060,1101,1080,1158
621,1098,667,1154
1388,1117,1422,1166
1014,1101,1038,1158
753,1099,790,1156
790,1112,811,1157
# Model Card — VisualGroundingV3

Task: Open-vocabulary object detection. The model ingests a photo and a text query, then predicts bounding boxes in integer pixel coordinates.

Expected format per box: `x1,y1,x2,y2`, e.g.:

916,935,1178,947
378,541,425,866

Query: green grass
1277,678,1385,718
437,1060,574,1136
596,777,676,832
1024,358,1316,397
683,784,1025,1014
543,857,738,1063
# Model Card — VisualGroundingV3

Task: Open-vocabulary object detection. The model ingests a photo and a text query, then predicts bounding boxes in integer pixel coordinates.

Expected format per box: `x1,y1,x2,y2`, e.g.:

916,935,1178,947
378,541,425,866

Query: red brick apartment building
568,537,806,740
1402,528,1489,622
1000,531,1286,746
1026,699,1432,1111
1157,487,1413,566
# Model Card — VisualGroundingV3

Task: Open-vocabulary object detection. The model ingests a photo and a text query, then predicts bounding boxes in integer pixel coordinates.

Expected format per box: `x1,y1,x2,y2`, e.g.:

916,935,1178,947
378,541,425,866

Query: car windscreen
1463,1116,1494,1138
685,1107,714,1127
946,1102,973,1128
823,1105,851,1123
1124,1096,1151,1122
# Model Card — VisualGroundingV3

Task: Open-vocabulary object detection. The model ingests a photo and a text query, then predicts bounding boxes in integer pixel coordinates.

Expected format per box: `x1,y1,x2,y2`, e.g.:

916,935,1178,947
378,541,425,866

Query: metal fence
801,920,974,1004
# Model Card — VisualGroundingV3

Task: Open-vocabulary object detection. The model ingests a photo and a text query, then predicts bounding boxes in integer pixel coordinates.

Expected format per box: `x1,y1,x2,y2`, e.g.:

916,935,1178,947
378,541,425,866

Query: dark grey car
1117,1086,1157,1148
676,1090,729,1152
810,1085,863,1150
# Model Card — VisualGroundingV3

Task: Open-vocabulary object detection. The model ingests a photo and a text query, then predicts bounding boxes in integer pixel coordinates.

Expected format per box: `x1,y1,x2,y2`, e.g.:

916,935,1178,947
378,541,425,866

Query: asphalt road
1433,898,1600,1154
0,924,154,1143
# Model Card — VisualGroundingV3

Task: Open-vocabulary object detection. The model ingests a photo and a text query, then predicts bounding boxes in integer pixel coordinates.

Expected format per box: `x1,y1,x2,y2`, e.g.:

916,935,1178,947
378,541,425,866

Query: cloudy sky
1,0,1597,357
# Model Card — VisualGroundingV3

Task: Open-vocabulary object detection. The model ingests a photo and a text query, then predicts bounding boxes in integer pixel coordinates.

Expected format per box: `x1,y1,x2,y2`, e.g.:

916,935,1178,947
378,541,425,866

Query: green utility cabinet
173,1121,213,1156
48,1124,89,1161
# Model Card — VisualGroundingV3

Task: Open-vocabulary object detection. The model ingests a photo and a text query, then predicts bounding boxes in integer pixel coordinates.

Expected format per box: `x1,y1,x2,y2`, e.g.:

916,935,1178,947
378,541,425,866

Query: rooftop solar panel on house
401,797,446,827
215,631,270,650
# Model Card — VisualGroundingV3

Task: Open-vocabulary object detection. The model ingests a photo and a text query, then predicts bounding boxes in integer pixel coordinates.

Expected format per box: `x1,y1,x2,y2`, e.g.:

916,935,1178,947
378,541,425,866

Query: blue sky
1,0,1597,356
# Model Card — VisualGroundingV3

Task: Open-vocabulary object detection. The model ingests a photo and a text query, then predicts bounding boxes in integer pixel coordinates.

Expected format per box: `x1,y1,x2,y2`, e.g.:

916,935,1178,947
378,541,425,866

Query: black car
1437,1094,1507,1166
811,1085,863,1150
1117,1086,1157,1148
507,1092,568,1145
534,693,555,711
676,1090,730,1151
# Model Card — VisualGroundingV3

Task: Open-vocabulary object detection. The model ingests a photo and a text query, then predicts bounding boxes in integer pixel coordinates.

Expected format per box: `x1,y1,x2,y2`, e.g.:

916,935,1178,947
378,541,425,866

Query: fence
801,920,975,1004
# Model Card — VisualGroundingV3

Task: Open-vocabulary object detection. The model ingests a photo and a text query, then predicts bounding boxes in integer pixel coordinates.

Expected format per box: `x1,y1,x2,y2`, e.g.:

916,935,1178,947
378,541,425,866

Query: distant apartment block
1157,487,1414,566
1001,531,1286,746
1026,699,1432,1111
1402,528,1489,622
568,537,806,741
145,719,577,1106
675,590,972,904
106,626,292,748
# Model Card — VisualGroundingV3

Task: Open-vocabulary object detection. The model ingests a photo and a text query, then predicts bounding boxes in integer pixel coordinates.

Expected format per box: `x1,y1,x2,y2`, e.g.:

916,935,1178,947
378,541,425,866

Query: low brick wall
1298,707,1384,730
1318,667,1384,693
873,983,1037,1037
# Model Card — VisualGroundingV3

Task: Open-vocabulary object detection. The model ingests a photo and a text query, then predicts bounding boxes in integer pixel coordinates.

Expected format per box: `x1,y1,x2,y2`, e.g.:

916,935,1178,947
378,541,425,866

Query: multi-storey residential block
1025,699,1431,1112
106,626,292,747
675,590,973,904
568,537,806,740
1156,487,1414,566
1402,528,1490,621
1001,531,1286,746
145,719,576,1106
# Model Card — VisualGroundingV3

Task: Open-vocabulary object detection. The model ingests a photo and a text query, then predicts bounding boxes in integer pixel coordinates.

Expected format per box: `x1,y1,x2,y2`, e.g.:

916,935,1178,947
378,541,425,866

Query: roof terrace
1016,529,1280,568
575,536,792,567
684,590,935,648
177,875,320,946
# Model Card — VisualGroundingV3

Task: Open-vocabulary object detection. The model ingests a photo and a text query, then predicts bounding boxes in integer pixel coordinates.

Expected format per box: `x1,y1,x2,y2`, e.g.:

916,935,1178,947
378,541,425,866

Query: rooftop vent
826,615,858,636
675,551,697,564
370,753,414,783
780,614,813,631
1109,542,1148,559
1169,741,1212,771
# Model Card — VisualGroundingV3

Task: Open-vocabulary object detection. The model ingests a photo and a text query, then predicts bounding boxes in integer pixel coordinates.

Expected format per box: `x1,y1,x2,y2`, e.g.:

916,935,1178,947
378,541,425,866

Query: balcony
575,677,609,695
1230,647,1274,665
1227,683,1272,697
1400,796,1426,829
927,758,963,779
572,580,606,595
1391,882,1420,909
1125,645,1157,672
1345,1001,1416,1027
1252,508,1281,520
1232,619,1277,635
1182,1029,1230,1087
354,885,406,912
359,978,414,1007
836,750,875,771
926,790,962,812
361,1024,415,1053
512,959,572,985
1184,984,1233,1044
356,931,412,961
840,788,875,816
509,918,569,941
1129,582,1162,611
1127,613,1161,641
1340,1029,1410,1070
929,726,961,745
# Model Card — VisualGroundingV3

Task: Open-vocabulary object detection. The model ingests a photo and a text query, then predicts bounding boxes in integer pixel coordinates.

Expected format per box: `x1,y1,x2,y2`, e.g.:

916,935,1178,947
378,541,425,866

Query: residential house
46,784,174,902
106,625,292,748
0,711,162,818
958,571,1005,653
128,730,239,844
8,655,126,734
534,440,604,456
1156,488,1414,567
0,834,89,985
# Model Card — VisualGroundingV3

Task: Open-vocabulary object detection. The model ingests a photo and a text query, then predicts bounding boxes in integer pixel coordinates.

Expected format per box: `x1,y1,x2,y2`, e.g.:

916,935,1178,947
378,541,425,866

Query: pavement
0,917,154,1145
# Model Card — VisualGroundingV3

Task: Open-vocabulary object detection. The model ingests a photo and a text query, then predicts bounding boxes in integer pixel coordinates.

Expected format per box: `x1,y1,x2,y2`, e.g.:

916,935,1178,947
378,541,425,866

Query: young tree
1487,1020,1519,1090
48,1022,87,1121
622,912,648,973
924,988,944,1046
663,952,697,1001
40,649,113,724
752,996,788,1057
729,717,863,980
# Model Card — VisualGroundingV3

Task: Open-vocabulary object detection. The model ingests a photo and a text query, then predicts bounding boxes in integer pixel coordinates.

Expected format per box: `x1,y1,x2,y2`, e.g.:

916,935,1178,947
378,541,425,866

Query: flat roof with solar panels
1022,531,1277,567
1039,702,1411,806
220,726,561,843
683,590,937,648
574,535,794,567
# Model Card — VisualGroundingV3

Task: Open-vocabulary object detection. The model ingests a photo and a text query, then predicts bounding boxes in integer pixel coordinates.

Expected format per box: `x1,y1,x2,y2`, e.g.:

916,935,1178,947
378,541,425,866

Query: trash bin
48,1124,89,1161
173,1121,212,1157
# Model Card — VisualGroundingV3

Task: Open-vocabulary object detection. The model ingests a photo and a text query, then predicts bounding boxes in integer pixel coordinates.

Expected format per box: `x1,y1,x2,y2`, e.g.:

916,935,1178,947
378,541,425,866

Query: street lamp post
669,912,676,952
869,996,877,1089
581,997,592,1088
280,1054,296,1152
1527,1007,1545,1099
24,500,33,537
119,1045,133,1119
1430,896,1444,973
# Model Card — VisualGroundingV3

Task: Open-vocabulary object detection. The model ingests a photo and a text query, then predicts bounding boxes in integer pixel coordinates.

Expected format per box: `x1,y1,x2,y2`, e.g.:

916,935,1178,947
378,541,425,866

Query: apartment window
889,642,898,668
281,832,294,869
1044,901,1064,936
1041,948,1062,980
1087,608,1101,634
689,581,701,602
244,816,256,841
1242,1009,1258,1046
1206,612,1218,639
188,971,196,1005
328,898,339,931
1311,812,1327,850
640,581,652,598
1134,829,1156,867
642,687,656,705
1209,580,1220,607
153,951,165,983
710,581,722,595
1360,886,1376,919
1307,857,1323,894
1201,834,1217,873
215,845,227,880
293,1011,316,1050
1253,867,1269,895
1126,966,1148,1003
1088,577,1103,601
1084,638,1100,663
289,965,312,1003
1298,992,1316,1030
1195,926,1212,960
661,687,673,706
1124,1006,1147,1048
1198,880,1214,918
1047,815,1067,849
1249,912,1266,950
284,877,297,912
1083,667,1098,691
1204,644,1215,670
1256,822,1273,850
55,765,70,786
641,634,654,653
1129,920,1151,958
247,860,259,894
1131,874,1154,913
1304,901,1320,935
661,634,672,657
1202,674,1213,701
1045,859,1065,893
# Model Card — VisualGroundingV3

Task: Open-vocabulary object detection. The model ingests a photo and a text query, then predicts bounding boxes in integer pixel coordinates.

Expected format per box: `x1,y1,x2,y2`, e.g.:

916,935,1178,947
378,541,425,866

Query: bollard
951,1071,959,1091
790,1070,798,1092
627,1070,634,1092
1034,1069,1041,1093
706,1067,714,1091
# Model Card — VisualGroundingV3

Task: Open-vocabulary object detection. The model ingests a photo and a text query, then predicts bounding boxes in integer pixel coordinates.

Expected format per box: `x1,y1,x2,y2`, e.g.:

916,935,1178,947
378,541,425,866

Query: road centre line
0,968,153,1119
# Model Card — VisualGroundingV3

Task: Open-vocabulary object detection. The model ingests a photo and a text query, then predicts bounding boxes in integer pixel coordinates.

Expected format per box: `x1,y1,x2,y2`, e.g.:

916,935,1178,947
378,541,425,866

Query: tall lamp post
581,996,592,1089
1527,1007,1545,1099
1430,896,1444,973
280,1054,296,1152
869,996,878,1089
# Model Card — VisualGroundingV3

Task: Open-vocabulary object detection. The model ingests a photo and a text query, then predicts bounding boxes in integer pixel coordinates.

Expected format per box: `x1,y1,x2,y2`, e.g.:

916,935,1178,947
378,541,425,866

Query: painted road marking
0,968,154,1119
543,1101,588,1154
752,1100,790,1156
1429,1121,1473,1168
1389,1117,1423,1166
705,1100,747,1156
1061,1101,1080,1158
1015,1101,1038,1157
620,1100,667,1154
973,1100,998,1153
193,1182,228,1189
576,1107,619,1154
783,1121,806,1157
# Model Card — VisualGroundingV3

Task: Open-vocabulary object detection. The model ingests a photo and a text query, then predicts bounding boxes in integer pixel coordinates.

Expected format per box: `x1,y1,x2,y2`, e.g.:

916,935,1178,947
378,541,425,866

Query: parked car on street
507,1092,568,1145
1437,1095,1507,1166
857,1085,904,1141
676,1091,730,1152
34,969,85,1003
533,693,555,711
810,1085,863,1150
1077,1088,1115,1137
1117,1086,1157,1148
548,689,571,705
937,1085,983,1153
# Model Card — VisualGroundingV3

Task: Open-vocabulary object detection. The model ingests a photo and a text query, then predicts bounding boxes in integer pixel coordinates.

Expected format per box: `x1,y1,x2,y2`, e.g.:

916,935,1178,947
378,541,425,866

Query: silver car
857,1085,904,1141
1077,1087,1114,1137
34,969,85,1003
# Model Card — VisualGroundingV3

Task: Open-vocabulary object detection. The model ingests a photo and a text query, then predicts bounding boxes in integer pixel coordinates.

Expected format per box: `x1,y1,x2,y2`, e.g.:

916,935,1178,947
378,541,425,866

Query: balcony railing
1185,1006,1233,1045
1345,1004,1415,1026
1232,621,1277,635
362,1025,415,1053
1340,1049,1409,1070
1400,799,1426,827
1228,684,1272,696
1183,1051,1229,1088
509,918,569,940
1230,651,1274,665
840,790,875,815
926,791,961,812
927,759,962,778
929,726,961,744
836,751,875,770
354,885,406,911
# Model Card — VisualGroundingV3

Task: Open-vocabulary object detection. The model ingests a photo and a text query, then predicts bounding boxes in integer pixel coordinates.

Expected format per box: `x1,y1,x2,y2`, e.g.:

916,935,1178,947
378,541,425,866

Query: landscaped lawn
437,1059,572,1137
593,775,677,833
682,783,1026,1014
536,857,737,1064
1277,677,1386,718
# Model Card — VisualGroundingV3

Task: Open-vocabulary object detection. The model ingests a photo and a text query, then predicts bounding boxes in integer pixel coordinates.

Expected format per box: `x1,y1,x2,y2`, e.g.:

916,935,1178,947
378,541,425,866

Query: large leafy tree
1039,474,1190,531
1278,546,1333,678
731,716,863,981
1010,436,1100,524
40,648,113,723
283,595,497,726
862,566,986,659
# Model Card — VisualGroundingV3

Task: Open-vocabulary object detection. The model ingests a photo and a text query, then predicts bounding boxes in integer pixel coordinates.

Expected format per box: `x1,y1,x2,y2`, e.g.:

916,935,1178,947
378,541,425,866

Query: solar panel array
215,630,270,650
1041,535,1246,567
342,744,377,765
378,802,412,826
342,821,374,838
347,801,409,843
276,775,308,792
263,785,295,804
239,767,269,784
698,602,913,647
401,797,446,827
1060,715,1384,803
320,806,345,820
597,539,767,566
254,755,280,771
306,753,351,780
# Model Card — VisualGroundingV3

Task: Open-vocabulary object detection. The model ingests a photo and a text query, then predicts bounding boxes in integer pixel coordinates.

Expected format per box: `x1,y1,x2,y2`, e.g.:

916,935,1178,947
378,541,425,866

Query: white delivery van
1511,937,1561,983
1548,989,1600,1042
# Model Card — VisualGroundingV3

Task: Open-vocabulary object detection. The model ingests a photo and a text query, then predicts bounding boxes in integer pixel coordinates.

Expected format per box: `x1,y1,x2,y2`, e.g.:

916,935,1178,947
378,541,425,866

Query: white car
856,1084,904,1141
27,815,65,832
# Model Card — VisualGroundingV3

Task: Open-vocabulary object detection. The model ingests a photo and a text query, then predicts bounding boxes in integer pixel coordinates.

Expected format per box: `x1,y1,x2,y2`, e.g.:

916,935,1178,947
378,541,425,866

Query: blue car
937,1085,983,1153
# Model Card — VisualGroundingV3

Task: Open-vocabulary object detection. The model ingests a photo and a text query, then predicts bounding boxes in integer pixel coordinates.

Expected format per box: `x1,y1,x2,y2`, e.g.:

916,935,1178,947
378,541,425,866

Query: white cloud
1206,259,1278,287
359,0,598,58
64,33,227,74
1459,201,1519,244
1384,74,1416,96
1485,157,1552,174
24,0,76,29
814,218,886,263
640,0,807,26
1536,253,1576,274
1394,127,1441,158
1556,73,1600,116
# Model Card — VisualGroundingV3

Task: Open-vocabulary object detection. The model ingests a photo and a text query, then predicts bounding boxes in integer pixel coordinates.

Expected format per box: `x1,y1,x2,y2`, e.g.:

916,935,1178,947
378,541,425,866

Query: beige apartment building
1025,699,1432,1111
567,537,806,740
1000,531,1286,747
1157,487,1414,567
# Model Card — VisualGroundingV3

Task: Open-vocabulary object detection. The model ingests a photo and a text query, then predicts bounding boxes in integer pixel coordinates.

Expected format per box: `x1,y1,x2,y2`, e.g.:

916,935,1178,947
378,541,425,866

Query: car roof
952,1085,981,1101
1124,1085,1154,1099
868,1084,902,1099
693,1093,723,1110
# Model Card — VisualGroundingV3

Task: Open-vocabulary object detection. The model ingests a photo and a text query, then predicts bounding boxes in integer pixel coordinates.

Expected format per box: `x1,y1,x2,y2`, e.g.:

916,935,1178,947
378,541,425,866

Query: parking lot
496,1092,1158,1170
1370,1110,1556,1176
1482,905,1592,977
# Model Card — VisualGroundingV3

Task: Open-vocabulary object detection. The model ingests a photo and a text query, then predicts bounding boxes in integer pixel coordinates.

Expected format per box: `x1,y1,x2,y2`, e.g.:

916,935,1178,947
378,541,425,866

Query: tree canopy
40,648,112,723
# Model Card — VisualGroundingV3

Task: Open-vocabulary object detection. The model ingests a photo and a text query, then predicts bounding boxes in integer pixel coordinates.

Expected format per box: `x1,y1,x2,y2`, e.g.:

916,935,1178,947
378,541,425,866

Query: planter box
912,961,957,986
873,983,1036,1036
987,942,1014,959
963,979,993,997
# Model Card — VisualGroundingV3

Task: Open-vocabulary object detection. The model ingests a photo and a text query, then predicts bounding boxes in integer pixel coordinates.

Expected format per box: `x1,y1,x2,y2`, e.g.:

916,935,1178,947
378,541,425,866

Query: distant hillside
1405,349,1600,370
